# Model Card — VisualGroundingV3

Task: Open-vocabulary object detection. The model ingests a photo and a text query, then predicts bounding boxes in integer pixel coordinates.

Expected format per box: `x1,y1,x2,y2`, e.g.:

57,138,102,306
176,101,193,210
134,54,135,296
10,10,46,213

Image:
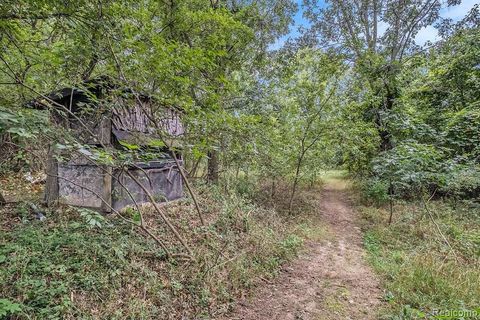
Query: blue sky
415,0,479,44
270,0,478,50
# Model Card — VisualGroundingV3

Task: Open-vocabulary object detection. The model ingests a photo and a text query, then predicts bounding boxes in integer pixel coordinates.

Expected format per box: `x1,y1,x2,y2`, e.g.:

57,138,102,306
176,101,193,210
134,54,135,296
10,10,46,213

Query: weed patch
360,201,480,319
0,183,308,319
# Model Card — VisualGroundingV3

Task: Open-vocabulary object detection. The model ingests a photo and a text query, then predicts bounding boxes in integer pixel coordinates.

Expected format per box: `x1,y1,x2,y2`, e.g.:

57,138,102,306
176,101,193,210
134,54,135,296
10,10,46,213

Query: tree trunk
378,89,396,151
288,172,300,214
0,191,6,205
207,150,219,184
388,197,393,225
310,171,317,188
271,178,276,199
44,146,59,206
288,152,305,213
388,181,394,225
375,107,393,152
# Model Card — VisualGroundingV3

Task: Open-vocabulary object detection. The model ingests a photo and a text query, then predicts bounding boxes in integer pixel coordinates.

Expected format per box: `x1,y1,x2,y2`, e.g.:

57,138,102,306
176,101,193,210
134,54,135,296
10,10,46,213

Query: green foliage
342,28,480,201
118,141,140,150
441,162,480,199
77,207,108,229
371,143,445,197
221,48,344,189
0,1,479,318
0,183,307,318
0,106,50,169
361,201,480,319
446,108,480,158
1,217,139,318
0,0,296,177
361,178,390,205
0,299,22,318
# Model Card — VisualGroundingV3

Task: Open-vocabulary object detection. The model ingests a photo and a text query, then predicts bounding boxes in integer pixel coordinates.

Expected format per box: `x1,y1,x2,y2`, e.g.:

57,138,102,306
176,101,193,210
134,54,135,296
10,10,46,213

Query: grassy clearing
359,199,480,319
0,179,316,319
318,170,348,184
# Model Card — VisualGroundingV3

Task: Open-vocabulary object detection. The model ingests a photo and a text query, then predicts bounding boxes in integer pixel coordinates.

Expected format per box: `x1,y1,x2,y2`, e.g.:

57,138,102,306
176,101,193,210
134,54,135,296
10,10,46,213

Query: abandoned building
31,79,184,212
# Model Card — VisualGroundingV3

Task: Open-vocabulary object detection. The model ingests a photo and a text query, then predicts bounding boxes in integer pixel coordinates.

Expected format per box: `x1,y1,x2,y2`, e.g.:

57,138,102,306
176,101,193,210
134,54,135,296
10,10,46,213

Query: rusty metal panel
111,164,183,211
55,159,183,211
150,167,183,201
111,169,146,211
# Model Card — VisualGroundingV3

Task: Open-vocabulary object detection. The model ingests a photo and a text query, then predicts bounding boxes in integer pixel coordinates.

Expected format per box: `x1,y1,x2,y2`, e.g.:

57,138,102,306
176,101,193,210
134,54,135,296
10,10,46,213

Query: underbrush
0,181,307,319
249,178,322,215
360,200,480,319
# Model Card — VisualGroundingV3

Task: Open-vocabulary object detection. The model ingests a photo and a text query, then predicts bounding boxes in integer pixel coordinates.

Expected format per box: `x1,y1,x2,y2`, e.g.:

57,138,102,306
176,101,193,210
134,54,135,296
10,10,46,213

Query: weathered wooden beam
102,166,112,213
44,146,59,206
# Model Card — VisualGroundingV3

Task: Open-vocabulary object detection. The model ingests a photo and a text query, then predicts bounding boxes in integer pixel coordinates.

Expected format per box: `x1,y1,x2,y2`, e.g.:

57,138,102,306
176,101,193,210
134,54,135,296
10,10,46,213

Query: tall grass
360,201,480,319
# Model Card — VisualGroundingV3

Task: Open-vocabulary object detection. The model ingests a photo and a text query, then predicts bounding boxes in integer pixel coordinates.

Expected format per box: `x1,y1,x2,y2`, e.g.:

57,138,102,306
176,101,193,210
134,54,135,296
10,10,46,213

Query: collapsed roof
27,78,184,146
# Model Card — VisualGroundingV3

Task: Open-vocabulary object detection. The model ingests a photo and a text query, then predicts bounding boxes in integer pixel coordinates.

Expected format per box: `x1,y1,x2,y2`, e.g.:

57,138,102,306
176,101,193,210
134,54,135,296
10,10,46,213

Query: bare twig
106,33,206,226
170,150,205,225
125,169,193,257
421,190,459,263
0,13,71,20
47,172,172,259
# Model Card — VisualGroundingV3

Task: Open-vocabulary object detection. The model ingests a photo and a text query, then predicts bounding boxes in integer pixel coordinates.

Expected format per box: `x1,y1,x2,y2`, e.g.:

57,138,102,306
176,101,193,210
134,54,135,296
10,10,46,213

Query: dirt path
222,178,383,320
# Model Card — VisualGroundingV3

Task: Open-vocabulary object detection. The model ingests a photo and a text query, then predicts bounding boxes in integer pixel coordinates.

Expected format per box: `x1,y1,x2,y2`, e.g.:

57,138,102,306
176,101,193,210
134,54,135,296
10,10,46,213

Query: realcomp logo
431,309,480,319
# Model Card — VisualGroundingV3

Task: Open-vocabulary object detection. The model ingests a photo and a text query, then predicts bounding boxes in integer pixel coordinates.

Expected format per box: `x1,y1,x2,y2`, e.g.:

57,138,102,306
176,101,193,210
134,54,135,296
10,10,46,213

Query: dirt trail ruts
221,179,383,320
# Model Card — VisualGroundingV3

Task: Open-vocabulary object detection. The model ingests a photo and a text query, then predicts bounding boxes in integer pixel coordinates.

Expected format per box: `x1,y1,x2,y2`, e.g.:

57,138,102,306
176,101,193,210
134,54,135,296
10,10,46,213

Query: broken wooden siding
69,113,112,145
111,98,184,138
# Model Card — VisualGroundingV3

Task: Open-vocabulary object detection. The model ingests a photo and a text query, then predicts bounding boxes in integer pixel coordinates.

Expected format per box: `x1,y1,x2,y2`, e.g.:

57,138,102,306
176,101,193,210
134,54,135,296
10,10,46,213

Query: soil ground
221,176,383,320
